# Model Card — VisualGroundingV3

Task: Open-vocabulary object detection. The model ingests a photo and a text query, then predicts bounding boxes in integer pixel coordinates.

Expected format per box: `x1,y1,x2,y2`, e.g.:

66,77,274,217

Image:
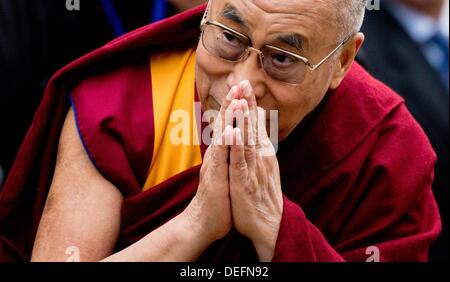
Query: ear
329,32,365,89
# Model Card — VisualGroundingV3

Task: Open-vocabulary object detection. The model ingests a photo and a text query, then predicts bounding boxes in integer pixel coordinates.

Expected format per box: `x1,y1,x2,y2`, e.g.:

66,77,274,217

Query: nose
226,51,266,99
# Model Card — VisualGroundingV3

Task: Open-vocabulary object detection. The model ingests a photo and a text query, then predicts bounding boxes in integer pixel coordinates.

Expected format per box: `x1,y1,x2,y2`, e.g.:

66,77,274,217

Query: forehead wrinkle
266,16,316,50
250,0,332,16
248,0,336,34
218,0,336,50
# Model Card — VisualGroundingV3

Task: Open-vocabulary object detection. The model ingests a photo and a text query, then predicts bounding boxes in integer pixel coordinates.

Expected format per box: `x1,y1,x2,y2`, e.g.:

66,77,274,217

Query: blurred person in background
0,0,204,187
0,0,114,185
0,164,3,189
358,0,449,261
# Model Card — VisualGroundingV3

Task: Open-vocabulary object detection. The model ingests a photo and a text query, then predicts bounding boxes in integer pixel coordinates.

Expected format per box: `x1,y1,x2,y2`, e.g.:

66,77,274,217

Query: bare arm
31,108,214,262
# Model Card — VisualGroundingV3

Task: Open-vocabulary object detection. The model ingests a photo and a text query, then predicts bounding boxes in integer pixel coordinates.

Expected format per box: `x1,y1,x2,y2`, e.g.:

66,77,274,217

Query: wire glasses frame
200,19,353,85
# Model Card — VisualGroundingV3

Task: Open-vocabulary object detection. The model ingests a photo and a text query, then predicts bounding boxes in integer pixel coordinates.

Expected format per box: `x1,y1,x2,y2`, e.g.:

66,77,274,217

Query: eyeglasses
200,20,352,85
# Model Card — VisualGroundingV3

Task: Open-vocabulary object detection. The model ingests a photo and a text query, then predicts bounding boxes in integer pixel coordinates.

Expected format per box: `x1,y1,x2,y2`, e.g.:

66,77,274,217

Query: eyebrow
219,3,306,52
220,4,249,29
276,33,305,52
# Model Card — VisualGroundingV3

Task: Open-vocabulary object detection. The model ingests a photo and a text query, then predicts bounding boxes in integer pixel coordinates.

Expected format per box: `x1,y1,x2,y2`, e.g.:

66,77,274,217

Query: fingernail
243,81,252,98
240,80,250,87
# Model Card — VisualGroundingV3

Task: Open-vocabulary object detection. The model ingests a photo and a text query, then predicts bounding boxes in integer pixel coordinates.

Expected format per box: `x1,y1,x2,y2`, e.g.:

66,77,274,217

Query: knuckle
210,154,223,168
245,147,257,159
233,160,247,172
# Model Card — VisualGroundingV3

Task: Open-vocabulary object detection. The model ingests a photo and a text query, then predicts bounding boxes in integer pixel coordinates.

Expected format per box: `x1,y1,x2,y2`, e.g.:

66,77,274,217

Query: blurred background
358,0,448,262
0,0,448,261
0,0,206,189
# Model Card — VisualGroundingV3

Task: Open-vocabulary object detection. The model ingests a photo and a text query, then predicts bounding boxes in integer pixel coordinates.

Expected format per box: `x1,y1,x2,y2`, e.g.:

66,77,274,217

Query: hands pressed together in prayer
31,80,282,262
183,80,284,262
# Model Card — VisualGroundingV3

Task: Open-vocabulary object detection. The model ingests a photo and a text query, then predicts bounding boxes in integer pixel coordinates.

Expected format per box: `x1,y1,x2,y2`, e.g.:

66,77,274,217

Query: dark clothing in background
358,6,449,262
0,0,180,185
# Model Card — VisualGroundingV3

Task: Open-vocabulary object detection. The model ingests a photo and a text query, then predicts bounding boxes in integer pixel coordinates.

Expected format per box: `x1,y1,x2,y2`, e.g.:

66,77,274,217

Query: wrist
252,234,277,262
178,208,215,247
250,220,281,262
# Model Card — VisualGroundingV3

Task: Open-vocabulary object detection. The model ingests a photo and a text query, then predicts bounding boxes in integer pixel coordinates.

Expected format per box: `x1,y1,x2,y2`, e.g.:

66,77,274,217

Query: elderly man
0,0,440,262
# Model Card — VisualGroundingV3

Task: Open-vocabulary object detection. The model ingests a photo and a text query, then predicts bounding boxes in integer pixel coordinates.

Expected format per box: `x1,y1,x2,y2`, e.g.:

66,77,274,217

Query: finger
239,99,256,146
223,86,238,112
239,80,258,132
224,99,237,135
213,100,236,145
239,80,257,109
212,125,233,164
221,86,238,119
213,86,238,144
217,98,240,146
203,142,213,162
233,100,245,144
255,107,266,147
256,107,276,157
234,99,257,171
229,127,248,179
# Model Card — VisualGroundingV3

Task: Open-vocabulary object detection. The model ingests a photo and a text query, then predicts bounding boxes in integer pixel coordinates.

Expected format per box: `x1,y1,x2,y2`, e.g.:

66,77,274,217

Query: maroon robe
0,4,441,262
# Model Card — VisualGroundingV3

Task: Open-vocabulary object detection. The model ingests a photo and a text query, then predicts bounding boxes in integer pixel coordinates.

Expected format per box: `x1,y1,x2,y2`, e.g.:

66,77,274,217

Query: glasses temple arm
308,34,353,70
201,0,213,26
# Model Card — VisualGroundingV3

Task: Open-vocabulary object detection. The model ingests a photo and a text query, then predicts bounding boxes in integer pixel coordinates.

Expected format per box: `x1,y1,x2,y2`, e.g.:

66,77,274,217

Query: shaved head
326,0,368,40
204,0,368,41
343,0,368,35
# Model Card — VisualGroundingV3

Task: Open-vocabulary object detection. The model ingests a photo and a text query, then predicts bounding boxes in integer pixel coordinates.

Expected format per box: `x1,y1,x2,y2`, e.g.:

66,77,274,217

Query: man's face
195,0,342,140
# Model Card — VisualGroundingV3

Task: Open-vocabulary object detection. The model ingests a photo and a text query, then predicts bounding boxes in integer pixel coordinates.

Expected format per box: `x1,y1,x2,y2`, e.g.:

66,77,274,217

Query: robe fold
0,4,441,262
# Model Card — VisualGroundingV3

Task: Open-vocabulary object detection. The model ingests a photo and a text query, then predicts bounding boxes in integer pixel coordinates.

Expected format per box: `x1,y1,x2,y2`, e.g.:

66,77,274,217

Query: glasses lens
261,46,307,85
202,23,307,85
202,23,249,61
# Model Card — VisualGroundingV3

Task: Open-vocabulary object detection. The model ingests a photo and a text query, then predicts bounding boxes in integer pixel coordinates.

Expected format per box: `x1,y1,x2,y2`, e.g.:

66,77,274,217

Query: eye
271,53,295,67
222,31,242,46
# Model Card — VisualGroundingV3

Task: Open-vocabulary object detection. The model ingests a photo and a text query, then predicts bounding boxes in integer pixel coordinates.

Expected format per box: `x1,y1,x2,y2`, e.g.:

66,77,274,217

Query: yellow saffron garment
143,48,203,191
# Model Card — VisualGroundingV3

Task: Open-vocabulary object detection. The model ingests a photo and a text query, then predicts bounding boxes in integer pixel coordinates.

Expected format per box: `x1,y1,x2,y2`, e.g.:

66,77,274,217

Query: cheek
195,43,232,109
195,44,212,104
297,66,334,112
273,81,328,140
